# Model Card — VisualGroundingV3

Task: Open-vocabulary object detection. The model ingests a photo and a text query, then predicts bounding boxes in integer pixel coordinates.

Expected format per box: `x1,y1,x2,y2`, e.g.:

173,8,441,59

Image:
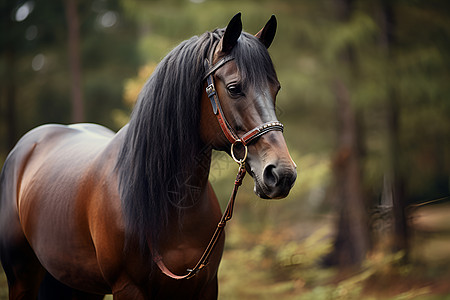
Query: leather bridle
204,55,284,163
153,51,284,280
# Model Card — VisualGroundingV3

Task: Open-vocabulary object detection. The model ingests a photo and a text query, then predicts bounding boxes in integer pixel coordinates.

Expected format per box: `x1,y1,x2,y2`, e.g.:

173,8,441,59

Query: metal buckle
206,84,216,97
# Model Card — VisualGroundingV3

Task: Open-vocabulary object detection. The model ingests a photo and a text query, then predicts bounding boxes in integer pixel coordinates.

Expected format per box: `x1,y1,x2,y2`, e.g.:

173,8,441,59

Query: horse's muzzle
251,160,297,199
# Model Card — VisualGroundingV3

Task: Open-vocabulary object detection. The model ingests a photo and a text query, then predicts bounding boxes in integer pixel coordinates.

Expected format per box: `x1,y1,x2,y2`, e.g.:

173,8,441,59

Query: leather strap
240,121,284,145
203,56,235,81
205,68,240,144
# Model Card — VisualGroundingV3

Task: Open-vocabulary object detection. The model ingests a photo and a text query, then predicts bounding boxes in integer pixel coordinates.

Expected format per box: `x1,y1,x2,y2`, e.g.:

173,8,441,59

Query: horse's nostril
263,164,278,188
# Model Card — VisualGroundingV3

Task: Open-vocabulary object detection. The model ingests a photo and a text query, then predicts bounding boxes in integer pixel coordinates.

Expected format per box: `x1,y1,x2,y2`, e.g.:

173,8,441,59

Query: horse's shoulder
4,124,116,172
67,123,115,138
17,123,115,147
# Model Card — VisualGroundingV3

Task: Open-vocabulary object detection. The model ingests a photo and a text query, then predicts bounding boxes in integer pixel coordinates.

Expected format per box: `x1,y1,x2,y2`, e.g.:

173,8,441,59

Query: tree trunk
379,0,409,258
64,0,84,123
329,80,370,267
325,0,370,268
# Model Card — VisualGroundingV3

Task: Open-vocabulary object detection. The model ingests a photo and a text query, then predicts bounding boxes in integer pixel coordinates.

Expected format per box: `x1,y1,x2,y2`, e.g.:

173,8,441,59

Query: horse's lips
247,165,271,199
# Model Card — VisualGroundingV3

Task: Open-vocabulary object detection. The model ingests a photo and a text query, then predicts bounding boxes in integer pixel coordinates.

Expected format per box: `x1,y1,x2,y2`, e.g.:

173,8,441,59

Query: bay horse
0,13,296,299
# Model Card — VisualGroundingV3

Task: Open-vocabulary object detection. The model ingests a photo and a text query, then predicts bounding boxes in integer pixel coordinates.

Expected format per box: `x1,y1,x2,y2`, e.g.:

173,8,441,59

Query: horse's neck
162,145,220,247
107,126,218,248
170,145,212,224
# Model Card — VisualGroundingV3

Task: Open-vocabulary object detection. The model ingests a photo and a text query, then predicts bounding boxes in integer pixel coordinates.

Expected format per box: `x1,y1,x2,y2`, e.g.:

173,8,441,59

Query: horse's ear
255,15,277,49
221,12,242,53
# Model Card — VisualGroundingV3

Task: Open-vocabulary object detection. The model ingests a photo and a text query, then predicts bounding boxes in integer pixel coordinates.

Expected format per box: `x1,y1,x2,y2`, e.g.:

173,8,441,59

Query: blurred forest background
1,0,449,299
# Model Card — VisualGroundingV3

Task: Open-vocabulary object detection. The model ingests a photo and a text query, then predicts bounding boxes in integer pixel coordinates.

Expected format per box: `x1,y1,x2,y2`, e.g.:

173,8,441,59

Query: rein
153,54,284,280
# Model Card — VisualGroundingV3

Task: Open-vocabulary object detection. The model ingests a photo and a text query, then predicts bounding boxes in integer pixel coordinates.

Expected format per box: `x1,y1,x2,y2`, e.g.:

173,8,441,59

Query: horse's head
200,13,297,199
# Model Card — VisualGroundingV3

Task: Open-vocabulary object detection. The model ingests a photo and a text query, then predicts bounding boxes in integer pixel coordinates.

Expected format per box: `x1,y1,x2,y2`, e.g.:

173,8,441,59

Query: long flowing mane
116,28,278,253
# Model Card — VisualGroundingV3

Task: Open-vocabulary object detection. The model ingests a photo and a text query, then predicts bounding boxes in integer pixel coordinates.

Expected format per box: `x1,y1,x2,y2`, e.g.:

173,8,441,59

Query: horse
0,13,297,299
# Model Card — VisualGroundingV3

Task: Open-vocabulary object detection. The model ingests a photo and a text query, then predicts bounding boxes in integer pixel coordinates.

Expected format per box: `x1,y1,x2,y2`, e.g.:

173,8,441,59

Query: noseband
153,52,284,280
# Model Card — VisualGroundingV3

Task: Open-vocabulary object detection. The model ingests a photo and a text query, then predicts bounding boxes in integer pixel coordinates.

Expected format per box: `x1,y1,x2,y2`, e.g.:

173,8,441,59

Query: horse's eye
227,84,243,98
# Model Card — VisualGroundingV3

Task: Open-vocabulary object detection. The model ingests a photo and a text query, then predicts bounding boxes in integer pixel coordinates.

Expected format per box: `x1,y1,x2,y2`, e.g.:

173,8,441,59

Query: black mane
116,28,278,253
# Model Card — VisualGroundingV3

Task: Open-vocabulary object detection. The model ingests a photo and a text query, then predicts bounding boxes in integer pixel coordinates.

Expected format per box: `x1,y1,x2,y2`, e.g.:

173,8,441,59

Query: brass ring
231,140,248,164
